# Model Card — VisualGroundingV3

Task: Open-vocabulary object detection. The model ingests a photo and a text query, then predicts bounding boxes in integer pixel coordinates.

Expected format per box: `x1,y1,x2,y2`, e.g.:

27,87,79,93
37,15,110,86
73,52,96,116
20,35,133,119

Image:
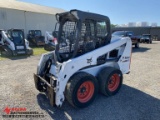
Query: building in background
136,22,149,27
113,21,159,40
151,23,157,27
127,22,136,27
0,0,65,37
119,22,158,27
112,27,160,40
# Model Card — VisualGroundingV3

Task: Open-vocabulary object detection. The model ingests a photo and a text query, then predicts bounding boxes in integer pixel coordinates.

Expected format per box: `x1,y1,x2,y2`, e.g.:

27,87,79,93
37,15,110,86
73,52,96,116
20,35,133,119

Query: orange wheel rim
108,74,120,92
77,81,94,103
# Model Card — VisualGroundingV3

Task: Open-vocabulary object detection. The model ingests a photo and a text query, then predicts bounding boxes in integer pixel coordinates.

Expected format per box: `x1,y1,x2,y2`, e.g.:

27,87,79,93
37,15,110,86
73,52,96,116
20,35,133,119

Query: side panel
25,12,56,37
80,62,119,76
118,37,132,73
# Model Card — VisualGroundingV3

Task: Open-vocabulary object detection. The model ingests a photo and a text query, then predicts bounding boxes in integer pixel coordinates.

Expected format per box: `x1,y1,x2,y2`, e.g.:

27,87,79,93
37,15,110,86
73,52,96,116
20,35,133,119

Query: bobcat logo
87,57,92,65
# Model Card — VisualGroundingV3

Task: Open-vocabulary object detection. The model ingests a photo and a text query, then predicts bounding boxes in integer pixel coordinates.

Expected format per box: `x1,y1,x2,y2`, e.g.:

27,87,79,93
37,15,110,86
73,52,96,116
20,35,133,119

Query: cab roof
56,9,110,22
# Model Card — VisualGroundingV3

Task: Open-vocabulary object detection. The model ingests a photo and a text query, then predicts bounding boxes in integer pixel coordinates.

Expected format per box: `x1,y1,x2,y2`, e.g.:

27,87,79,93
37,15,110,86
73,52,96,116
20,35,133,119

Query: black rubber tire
27,48,33,55
65,72,98,108
1,45,13,57
97,67,123,96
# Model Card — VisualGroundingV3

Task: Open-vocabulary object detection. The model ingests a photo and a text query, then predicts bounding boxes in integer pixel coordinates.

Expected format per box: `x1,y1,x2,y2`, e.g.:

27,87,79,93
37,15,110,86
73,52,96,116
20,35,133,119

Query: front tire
97,67,123,96
1,45,13,57
65,72,98,108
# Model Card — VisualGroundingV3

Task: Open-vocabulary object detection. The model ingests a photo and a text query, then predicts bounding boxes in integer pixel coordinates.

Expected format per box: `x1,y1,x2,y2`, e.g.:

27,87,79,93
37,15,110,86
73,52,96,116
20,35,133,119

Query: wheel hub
80,87,86,93
108,74,120,92
77,81,94,103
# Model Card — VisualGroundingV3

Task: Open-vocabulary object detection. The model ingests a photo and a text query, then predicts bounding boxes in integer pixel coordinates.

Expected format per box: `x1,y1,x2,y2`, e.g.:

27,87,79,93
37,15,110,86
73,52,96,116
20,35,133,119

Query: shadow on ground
0,55,31,60
37,85,160,120
132,47,150,53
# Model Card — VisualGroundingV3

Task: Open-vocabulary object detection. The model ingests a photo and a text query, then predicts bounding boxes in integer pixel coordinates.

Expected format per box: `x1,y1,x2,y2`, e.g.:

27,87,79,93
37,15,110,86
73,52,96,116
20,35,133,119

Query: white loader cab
34,10,132,108
0,29,33,56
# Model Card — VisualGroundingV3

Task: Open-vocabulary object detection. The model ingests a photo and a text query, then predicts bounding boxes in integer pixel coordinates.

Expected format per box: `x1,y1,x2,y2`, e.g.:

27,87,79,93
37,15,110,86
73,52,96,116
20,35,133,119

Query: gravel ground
0,41,160,120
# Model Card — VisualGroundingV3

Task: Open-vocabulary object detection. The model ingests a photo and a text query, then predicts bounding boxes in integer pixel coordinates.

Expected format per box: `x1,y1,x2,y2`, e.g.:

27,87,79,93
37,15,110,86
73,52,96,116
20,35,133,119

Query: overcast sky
18,0,160,26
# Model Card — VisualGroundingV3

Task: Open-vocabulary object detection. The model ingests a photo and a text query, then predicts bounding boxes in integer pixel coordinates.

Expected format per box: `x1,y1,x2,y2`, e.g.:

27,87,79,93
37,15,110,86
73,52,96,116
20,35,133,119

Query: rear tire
97,67,123,96
65,72,98,108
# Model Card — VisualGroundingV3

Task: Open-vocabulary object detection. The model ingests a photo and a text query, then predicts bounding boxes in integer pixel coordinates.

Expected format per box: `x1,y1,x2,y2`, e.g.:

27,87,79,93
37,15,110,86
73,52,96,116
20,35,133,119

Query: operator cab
55,9,111,62
29,30,35,36
35,30,42,36
29,30,42,37
7,29,25,46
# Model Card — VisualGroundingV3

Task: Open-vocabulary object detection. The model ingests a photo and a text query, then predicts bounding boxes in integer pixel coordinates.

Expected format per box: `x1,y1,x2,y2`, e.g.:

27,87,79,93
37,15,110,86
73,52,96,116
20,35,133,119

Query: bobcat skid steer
34,10,132,108
0,29,33,56
27,30,45,46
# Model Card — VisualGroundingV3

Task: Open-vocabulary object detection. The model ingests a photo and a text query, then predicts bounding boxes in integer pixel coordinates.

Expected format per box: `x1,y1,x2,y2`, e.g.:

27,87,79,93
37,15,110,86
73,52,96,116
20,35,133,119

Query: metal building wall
150,28,160,40
112,27,150,36
0,7,57,37
0,8,25,30
25,12,56,37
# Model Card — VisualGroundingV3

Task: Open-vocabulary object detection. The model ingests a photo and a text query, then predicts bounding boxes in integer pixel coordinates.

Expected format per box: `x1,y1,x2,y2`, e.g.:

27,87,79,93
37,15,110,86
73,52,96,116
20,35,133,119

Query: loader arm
1,31,15,50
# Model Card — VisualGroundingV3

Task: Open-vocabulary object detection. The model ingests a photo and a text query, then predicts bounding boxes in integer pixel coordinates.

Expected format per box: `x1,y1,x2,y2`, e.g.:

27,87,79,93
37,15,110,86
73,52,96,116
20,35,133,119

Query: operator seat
84,35,95,52
104,33,111,45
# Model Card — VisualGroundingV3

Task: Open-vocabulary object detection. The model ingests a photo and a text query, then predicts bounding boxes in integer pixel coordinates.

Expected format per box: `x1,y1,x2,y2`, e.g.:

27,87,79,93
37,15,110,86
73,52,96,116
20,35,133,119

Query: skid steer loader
0,29,33,56
34,10,132,108
44,31,58,51
27,30,45,46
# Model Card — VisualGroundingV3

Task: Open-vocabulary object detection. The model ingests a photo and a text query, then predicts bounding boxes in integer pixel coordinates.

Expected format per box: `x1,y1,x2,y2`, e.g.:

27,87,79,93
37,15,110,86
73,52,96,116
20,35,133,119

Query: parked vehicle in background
0,29,33,56
27,30,45,46
152,35,158,41
112,31,140,48
140,34,152,44
44,30,66,51
44,31,58,51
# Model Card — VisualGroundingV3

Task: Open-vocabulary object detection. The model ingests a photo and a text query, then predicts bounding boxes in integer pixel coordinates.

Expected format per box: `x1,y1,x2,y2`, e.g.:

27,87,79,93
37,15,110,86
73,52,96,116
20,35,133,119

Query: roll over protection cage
55,9,111,62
